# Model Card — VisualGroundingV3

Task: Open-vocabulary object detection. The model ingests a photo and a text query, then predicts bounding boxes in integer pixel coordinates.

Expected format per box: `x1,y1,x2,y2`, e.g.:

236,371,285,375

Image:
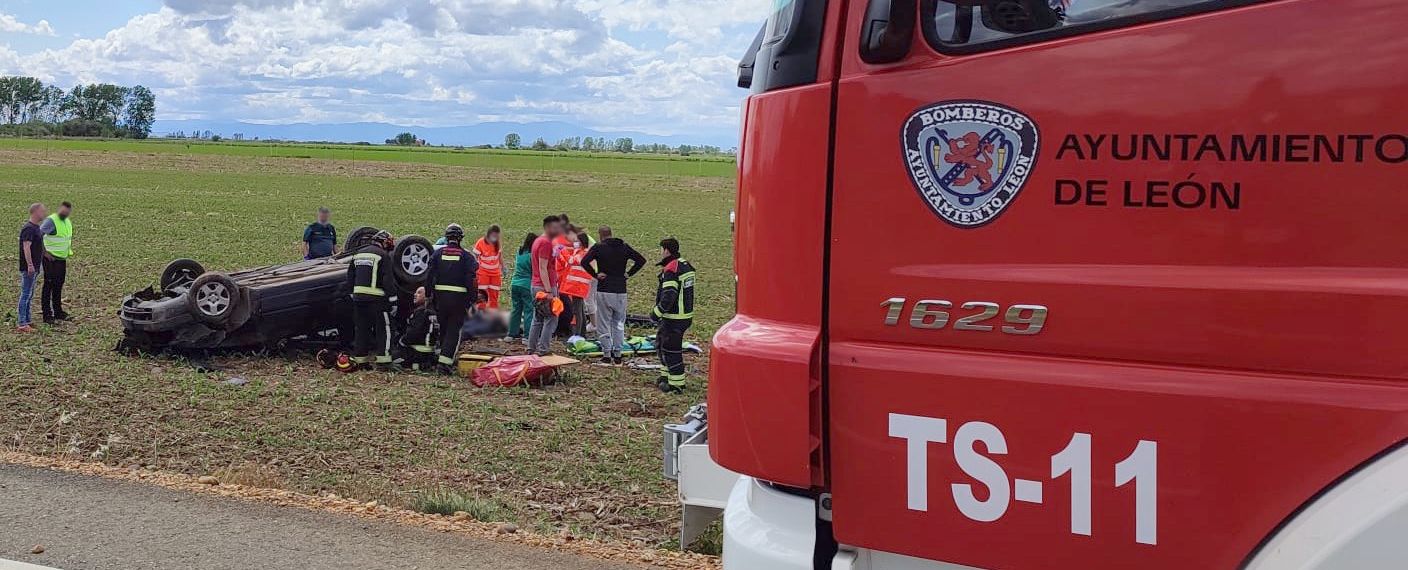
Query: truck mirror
738,25,765,89
978,0,1062,34
860,0,918,64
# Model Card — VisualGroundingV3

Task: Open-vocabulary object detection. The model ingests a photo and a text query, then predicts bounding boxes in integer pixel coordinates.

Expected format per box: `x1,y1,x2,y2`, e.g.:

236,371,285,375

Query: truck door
824,1,1408,568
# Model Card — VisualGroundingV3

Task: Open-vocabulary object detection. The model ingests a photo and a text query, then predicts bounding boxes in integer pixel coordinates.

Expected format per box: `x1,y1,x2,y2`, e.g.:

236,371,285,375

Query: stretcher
565,335,705,358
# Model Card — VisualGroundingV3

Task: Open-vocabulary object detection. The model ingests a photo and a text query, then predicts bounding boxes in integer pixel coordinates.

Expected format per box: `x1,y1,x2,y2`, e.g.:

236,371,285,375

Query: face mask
59,213,69,220
488,236,498,244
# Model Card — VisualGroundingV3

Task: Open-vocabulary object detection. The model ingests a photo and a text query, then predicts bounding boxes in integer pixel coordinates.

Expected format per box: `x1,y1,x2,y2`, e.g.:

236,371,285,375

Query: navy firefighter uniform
398,301,438,372
426,225,478,374
653,238,696,393
347,232,398,367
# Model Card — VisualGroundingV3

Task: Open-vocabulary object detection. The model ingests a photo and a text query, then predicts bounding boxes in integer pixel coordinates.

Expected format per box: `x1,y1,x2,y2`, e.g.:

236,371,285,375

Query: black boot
657,377,683,394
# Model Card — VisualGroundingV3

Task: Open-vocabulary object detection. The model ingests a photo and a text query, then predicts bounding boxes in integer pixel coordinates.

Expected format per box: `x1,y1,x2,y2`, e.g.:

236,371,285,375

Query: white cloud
0,12,56,36
1,0,768,142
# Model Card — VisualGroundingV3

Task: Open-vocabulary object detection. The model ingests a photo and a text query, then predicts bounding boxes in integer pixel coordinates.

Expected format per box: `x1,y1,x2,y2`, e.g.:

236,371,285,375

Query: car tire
344,226,381,252
160,259,205,291
392,235,433,289
187,273,244,328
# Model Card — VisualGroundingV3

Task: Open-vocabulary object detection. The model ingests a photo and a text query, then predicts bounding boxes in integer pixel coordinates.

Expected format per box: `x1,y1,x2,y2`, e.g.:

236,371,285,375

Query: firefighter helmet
445,224,465,243
334,353,358,373
373,230,394,250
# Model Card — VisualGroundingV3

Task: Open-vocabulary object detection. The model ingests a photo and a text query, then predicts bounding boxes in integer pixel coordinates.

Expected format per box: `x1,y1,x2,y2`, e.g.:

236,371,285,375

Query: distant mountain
151,119,737,149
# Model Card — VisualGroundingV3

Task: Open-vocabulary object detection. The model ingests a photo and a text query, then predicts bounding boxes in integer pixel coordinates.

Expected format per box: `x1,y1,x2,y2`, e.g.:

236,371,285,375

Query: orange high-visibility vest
473,237,501,281
558,247,593,298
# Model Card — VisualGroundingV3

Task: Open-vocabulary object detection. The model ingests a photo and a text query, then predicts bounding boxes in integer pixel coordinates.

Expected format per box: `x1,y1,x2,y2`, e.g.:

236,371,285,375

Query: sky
0,0,767,141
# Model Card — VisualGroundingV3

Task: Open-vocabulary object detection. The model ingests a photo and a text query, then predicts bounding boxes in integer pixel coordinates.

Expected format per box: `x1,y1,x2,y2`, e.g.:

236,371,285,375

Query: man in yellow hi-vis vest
39,201,73,323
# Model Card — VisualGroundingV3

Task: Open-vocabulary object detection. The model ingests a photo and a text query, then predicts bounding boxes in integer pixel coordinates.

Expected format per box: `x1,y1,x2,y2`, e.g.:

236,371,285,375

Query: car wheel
344,226,381,252
160,259,205,291
187,273,244,328
392,235,433,287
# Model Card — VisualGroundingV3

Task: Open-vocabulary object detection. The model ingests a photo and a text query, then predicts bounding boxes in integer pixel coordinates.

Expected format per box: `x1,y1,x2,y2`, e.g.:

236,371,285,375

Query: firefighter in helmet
347,230,397,370
426,224,478,375
652,237,696,393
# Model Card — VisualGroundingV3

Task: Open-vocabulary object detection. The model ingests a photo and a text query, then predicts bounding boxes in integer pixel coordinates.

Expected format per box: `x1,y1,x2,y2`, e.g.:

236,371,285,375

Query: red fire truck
699,0,1408,568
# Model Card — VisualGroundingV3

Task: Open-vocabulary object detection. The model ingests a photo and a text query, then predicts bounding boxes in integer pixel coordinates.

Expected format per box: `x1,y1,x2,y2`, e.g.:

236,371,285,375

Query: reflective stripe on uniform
438,355,455,365
375,311,392,362
475,238,501,273
657,269,695,319
412,345,434,353
442,255,461,261
352,252,384,296
435,285,469,293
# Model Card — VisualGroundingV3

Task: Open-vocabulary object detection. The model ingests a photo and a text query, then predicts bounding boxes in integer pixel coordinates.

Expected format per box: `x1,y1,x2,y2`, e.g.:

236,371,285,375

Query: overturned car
119,227,433,352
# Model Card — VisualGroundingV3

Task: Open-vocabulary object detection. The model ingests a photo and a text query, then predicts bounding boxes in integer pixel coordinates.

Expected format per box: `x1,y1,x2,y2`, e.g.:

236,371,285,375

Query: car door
824,1,1408,568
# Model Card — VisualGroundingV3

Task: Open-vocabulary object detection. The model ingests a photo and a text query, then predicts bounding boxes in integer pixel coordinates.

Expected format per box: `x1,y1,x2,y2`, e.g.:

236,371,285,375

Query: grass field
0,140,735,551
0,138,737,178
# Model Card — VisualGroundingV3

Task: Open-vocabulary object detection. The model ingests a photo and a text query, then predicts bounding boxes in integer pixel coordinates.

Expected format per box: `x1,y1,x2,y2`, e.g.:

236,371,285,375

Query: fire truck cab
707,0,1408,568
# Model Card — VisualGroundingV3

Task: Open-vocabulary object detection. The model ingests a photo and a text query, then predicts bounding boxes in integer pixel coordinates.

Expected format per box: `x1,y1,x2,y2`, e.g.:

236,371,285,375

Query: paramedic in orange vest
557,231,594,337
472,225,503,309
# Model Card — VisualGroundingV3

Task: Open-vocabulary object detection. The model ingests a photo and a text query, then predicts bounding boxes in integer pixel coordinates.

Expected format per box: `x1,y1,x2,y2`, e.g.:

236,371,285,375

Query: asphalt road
0,463,640,570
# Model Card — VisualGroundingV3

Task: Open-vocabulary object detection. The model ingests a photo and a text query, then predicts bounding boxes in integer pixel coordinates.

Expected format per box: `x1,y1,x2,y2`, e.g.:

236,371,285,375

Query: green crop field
0,137,737,178
0,140,736,551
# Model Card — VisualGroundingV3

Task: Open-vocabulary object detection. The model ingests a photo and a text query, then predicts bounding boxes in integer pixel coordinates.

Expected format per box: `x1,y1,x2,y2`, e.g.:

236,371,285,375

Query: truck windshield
929,0,1229,49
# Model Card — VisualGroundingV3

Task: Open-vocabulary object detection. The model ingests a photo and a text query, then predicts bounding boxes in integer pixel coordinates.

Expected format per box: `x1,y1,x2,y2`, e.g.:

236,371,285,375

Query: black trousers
554,295,577,338
41,257,66,319
352,300,391,364
404,349,437,371
657,318,692,386
434,292,468,366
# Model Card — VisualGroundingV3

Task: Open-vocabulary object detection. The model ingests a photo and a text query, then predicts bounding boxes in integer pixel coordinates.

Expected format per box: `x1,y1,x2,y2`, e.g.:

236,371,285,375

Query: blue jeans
17,270,37,326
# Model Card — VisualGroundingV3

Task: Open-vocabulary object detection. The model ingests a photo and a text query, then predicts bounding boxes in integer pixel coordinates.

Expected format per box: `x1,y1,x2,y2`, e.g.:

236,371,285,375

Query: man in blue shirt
302,207,339,259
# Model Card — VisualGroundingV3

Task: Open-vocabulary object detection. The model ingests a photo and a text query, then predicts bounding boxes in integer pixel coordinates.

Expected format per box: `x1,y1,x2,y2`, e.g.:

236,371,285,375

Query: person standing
653,237,696,393
302,207,339,260
426,224,478,375
506,232,537,342
527,216,564,355
39,201,73,323
346,230,397,369
17,203,46,333
472,225,503,309
557,232,594,337
580,226,646,365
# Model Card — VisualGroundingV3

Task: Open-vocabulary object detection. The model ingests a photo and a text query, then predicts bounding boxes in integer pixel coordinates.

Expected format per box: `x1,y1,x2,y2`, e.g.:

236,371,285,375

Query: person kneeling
398,287,438,372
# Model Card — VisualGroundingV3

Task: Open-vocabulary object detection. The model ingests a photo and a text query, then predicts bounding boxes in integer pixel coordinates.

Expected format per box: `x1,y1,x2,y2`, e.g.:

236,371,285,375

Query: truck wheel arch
1245,441,1408,569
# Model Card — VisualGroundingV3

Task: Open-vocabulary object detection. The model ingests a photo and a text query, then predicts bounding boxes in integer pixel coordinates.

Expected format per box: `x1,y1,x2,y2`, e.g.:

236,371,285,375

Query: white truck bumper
720,476,981,570
723,477,816,570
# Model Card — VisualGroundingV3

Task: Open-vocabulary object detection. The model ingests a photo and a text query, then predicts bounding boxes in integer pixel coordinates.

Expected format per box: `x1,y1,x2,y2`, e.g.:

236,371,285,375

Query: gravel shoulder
0,460,673,570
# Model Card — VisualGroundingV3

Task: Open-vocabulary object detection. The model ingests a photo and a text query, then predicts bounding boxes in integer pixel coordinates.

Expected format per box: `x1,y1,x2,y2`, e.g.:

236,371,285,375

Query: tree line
0,76,157,139
503,133,729,156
